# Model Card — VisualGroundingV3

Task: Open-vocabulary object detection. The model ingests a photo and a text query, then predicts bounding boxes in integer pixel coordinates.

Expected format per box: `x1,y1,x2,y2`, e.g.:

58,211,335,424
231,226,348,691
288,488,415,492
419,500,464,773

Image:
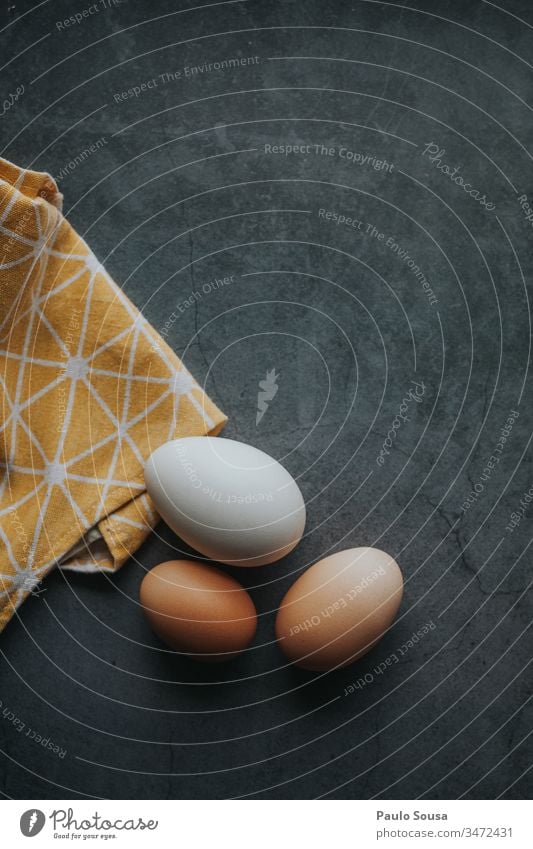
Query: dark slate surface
0,0,531,800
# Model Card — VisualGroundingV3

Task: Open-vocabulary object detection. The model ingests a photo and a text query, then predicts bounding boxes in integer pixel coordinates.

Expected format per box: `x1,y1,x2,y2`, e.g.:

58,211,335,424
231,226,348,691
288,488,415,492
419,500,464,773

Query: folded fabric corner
0,158,227,632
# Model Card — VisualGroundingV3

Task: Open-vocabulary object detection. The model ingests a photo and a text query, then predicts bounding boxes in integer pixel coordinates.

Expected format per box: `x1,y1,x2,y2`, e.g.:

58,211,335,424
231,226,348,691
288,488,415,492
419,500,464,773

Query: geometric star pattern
0,158,226,632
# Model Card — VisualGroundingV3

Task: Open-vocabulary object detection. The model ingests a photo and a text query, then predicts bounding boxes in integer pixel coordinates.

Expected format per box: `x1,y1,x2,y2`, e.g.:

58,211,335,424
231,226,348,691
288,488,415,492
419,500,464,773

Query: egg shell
140,559,257,662
144,437,306,567
275,548,403,671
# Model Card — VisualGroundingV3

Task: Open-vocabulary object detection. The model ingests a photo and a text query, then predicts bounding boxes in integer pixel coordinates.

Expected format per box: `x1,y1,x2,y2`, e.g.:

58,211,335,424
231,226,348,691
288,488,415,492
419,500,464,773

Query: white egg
144,437,306,567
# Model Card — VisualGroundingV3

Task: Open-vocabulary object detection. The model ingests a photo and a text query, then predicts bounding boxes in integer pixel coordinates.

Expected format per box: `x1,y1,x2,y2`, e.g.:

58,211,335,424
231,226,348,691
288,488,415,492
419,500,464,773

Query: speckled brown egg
140,560,257,662
275,547,403,671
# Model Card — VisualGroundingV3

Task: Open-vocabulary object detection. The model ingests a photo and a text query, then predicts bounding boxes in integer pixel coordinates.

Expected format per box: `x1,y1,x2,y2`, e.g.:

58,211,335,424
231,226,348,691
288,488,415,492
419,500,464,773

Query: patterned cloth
0,158,226,632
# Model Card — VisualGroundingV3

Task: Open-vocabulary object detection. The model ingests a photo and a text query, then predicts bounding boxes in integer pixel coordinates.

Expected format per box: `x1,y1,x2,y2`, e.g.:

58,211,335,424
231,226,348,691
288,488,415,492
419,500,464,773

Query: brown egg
275,548,403,671
140,560,257,662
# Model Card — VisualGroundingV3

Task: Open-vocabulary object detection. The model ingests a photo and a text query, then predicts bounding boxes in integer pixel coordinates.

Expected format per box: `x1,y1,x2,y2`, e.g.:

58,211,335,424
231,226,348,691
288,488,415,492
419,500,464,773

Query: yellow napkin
0,158,226,632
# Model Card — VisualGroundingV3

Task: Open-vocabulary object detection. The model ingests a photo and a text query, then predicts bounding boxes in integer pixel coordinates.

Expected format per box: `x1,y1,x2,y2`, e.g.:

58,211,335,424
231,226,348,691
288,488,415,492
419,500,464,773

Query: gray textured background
0,0,532,800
